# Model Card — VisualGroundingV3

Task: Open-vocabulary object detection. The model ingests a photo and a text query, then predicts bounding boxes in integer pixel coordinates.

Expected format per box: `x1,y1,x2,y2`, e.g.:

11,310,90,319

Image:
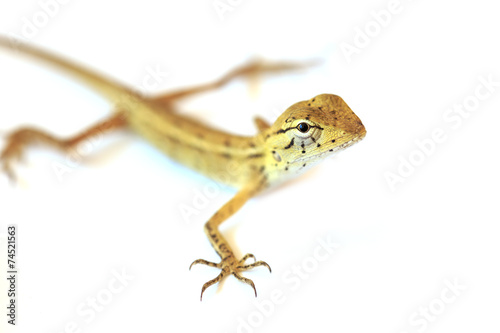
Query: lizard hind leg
0,112,127,182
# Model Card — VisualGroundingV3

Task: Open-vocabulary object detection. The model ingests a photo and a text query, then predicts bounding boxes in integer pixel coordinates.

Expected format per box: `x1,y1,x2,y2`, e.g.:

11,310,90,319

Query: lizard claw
190,254,271,301
237,253,272,273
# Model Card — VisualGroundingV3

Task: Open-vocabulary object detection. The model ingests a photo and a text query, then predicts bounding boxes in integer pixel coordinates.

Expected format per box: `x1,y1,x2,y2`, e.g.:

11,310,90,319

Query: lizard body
0,37,366,299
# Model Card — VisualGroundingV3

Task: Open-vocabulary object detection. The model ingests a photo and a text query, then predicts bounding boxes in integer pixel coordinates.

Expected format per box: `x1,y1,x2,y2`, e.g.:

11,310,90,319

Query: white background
0,0,499,332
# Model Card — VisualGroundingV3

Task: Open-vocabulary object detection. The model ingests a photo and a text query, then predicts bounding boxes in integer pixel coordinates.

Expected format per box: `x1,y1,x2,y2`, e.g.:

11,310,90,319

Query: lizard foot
190,253,271,301
0,128,35,183
1,127,69,183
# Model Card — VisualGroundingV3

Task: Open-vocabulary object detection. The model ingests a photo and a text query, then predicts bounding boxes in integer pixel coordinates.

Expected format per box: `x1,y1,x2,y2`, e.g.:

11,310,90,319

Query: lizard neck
127,101,266,187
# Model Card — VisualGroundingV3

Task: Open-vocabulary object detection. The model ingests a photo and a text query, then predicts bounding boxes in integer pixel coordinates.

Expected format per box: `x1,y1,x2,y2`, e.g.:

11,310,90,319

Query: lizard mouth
332,127,366,152
295,133,365,164
325,135,364,156
332,135,363,152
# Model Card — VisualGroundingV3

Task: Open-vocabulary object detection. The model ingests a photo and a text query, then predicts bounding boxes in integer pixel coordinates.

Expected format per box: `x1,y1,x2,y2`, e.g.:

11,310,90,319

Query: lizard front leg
190,182,271,300
151,59,312,105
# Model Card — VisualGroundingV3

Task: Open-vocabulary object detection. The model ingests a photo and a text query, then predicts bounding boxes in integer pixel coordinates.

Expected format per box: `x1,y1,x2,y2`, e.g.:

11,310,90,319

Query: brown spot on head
306,94,365,138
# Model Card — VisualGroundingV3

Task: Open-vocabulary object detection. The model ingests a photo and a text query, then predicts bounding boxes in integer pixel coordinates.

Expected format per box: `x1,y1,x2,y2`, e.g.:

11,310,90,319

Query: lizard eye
297,122,310,133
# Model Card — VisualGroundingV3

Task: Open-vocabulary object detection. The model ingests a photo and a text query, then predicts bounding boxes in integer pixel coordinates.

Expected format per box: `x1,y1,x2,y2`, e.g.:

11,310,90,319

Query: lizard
0,36,366,300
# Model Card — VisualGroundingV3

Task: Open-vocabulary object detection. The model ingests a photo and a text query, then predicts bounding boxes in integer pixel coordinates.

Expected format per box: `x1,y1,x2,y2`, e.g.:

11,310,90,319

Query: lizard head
263,94,366,184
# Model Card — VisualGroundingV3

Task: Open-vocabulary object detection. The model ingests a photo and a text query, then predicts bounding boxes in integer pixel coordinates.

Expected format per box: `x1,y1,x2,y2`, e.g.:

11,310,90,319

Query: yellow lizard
0,37,366,300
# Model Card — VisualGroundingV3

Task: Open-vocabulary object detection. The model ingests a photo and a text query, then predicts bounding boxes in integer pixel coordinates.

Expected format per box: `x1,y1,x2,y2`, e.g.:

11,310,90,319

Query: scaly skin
0,36,366,300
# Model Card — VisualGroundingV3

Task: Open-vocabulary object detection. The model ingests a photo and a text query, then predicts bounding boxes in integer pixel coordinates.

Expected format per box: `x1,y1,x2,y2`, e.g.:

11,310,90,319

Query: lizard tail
0,35,139,107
